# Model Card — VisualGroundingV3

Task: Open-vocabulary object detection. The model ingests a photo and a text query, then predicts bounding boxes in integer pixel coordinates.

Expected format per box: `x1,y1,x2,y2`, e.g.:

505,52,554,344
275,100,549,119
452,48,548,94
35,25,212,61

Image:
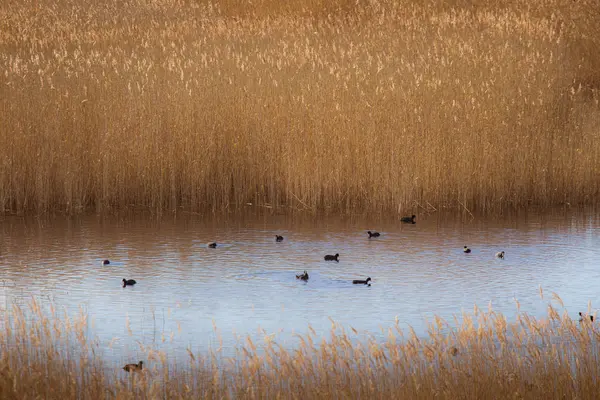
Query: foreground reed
1,0,600,216
1,295,599,399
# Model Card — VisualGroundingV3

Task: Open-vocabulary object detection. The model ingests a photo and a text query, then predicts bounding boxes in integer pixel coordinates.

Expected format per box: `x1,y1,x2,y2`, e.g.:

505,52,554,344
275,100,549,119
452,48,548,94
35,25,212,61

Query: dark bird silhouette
367,231,380,238
102,259,110,266
463,246,471,254
296,271,309,281
275,235,284,242
353,277,372,285
123,361,143,372
122,279,137,287
324,253,340,262
401,215,416,224
496,251,505,259
579,312,594,322
208,242,217,248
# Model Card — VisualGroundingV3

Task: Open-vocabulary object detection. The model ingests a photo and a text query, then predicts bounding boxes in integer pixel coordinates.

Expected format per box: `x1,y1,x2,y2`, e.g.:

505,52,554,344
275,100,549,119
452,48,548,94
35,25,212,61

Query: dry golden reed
1,295,600,399
1,0,599,216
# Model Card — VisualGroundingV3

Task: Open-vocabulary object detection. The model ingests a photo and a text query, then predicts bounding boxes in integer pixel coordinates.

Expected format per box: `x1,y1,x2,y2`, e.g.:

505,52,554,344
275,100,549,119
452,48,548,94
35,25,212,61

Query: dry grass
1,0,600,216
1,295,600,399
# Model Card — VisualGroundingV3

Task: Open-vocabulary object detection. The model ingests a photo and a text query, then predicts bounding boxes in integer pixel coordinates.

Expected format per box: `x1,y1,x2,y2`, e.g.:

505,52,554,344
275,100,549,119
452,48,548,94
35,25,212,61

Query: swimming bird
579,312,594,322
102,259,110,266
463,246,471,254
123,361,143,372
275,235,284,242
367,231,380,238
353,277,372,285
296,270,309,281
324,253,340,262
208,242,217,248
122,279,137,287
401,214,416,224
496,251,505,259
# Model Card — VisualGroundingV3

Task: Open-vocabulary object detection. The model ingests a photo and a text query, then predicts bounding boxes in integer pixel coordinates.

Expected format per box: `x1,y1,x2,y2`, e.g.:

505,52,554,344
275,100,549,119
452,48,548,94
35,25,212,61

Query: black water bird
579,312,594,322
123,361,143,372
367,231,380,238
276,235,284,242
463,246,471,254
296,271,309,281
353,277,372,285
324,253,340,262
102,259,110,266
401,214,416,224
122,278,137,287
207,242,217,248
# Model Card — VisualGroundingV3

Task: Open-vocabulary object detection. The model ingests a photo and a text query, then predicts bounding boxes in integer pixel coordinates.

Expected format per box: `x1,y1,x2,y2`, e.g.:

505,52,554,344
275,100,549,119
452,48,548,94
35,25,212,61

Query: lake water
0,211,599,366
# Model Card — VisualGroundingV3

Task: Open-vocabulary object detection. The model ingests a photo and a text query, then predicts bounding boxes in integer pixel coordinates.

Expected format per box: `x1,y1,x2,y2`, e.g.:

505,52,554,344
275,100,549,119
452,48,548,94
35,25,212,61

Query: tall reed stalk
1,0,599,215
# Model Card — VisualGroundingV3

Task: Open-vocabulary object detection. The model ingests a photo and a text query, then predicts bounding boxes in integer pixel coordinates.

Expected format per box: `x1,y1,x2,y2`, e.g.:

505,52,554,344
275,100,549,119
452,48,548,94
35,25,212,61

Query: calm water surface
0,212,599,365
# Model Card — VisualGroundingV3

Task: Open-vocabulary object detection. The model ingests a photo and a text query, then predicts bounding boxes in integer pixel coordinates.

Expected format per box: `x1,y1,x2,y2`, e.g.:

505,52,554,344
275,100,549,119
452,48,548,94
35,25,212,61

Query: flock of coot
107,213,510,292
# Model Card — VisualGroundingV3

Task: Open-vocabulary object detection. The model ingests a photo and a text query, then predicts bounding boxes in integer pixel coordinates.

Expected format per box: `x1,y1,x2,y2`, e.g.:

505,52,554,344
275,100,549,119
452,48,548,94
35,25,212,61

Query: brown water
0,212,599,365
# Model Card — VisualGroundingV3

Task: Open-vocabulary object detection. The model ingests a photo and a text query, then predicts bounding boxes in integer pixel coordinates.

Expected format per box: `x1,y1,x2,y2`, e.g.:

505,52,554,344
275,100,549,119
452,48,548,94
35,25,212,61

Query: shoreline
0,296,597,398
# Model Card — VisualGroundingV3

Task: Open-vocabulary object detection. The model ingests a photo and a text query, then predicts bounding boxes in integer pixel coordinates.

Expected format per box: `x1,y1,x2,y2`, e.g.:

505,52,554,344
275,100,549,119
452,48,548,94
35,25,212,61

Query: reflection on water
0,211,599,364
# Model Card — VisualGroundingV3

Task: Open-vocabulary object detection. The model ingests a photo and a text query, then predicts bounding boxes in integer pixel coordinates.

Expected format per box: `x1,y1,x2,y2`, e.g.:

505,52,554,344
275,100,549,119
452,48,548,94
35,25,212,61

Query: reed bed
1,0,599,216
1,295,599,398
